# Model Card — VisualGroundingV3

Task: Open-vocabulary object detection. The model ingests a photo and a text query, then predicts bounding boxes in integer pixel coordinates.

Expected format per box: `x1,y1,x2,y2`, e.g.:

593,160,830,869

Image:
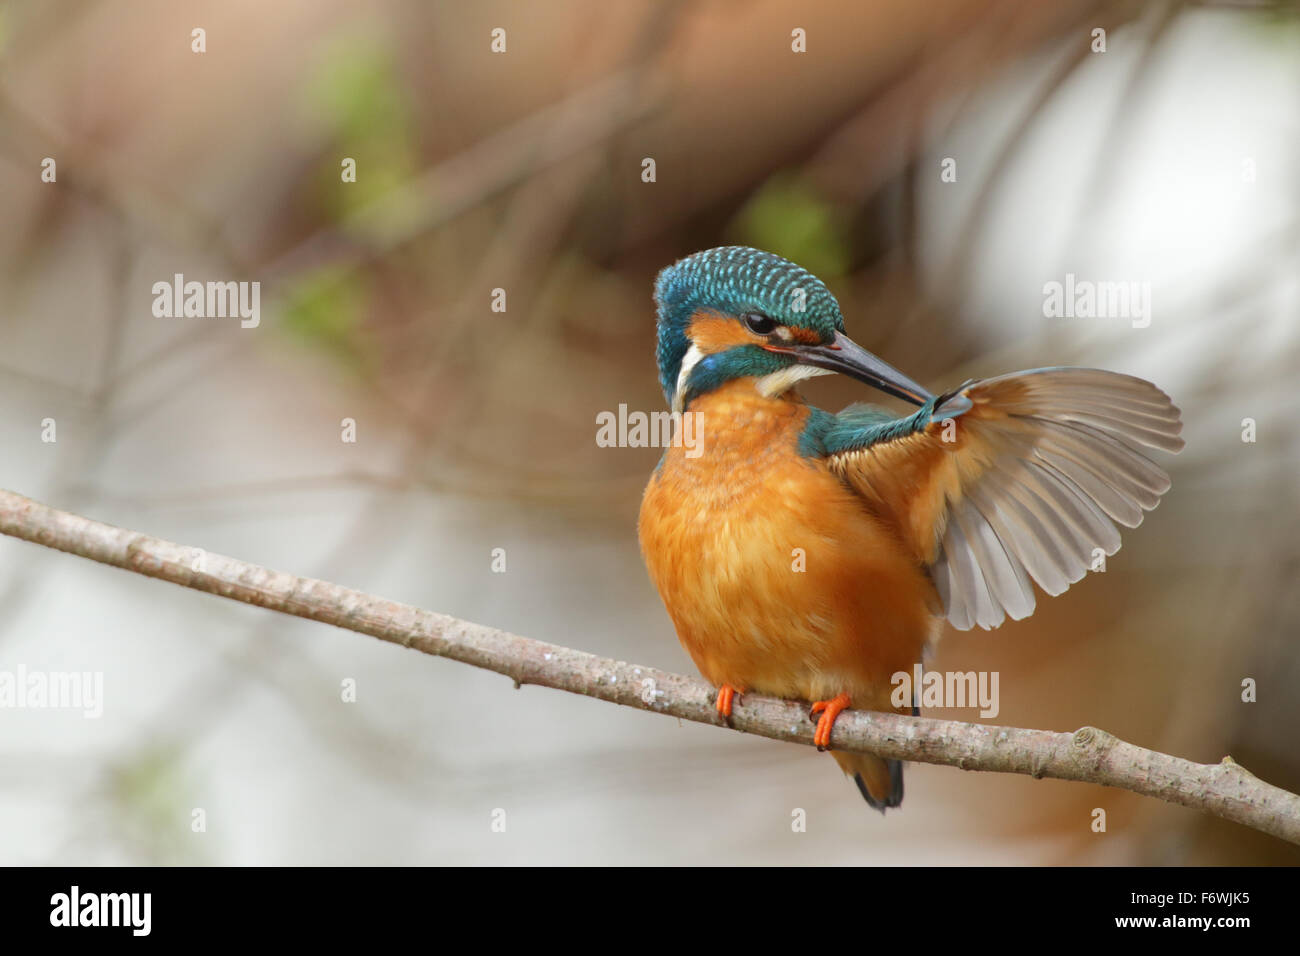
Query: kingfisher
638,246,1183,811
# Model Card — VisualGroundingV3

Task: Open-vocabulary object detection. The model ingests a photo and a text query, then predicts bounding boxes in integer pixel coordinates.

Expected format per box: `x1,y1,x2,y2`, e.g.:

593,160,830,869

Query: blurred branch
2,487,1298,845
263,66,667,280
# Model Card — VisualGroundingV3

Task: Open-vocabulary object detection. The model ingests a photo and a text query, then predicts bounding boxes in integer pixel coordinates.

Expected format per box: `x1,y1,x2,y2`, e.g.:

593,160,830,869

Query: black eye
743,312,778,335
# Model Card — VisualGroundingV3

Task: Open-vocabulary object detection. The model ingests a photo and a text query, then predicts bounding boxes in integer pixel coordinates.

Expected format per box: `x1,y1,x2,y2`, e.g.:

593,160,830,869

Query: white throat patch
756,363,832,398
674,346,830,410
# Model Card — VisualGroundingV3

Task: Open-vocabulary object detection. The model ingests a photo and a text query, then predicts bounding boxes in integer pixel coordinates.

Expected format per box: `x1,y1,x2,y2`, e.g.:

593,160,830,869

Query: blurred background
1,0,1297,865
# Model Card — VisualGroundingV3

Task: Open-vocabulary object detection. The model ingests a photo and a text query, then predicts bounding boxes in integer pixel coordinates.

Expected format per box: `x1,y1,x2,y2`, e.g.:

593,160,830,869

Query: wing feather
825,367,1183,630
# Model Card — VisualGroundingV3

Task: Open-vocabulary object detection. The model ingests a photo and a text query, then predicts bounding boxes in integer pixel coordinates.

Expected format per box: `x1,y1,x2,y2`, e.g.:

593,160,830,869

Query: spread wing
820,368,1184,631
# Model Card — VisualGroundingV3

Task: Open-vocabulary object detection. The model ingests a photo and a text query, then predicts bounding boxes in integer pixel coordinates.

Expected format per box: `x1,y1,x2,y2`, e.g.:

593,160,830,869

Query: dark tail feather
853,761,904,813
832,701,915,812
833,752,905,812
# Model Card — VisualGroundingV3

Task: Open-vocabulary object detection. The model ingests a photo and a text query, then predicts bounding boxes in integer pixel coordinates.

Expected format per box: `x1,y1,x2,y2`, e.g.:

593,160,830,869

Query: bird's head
653,246,930,412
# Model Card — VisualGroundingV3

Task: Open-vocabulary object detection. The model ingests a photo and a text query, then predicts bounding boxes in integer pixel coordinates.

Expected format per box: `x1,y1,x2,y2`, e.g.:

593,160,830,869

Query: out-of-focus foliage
303,31,419,224
107,748,201,865
732,173,851,278
279,266,376,377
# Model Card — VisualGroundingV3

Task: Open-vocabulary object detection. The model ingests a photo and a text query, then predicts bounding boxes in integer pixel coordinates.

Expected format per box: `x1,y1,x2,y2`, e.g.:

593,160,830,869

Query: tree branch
2,487,1297,845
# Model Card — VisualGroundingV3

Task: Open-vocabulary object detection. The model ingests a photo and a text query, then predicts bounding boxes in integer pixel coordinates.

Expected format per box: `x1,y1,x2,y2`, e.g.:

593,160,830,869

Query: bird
638,245,1183,811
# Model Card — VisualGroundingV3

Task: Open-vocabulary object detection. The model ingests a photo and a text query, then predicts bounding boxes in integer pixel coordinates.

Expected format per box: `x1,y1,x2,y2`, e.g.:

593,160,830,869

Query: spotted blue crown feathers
653,246,845,403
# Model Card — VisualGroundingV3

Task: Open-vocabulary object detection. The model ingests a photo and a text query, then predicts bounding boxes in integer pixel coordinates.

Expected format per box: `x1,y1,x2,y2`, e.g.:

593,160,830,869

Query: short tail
833,752,904,813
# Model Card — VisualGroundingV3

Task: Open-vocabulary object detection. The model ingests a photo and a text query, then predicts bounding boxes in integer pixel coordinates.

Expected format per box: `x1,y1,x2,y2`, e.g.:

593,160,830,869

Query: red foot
810,693,852,751
715,684,742,722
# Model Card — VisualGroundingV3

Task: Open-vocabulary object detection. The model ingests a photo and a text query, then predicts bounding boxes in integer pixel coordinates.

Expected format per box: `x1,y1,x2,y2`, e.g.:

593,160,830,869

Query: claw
715,684,742,725
810,692,852,751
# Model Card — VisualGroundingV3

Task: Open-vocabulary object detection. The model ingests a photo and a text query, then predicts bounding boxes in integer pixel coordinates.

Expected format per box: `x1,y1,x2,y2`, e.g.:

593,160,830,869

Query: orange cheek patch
687,312,766,353
686,311,827,352
787,326,823,345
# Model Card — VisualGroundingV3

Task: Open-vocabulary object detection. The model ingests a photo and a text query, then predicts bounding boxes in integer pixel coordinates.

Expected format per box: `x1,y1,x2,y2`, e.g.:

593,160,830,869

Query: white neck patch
755,363,832,398
674,346,830,410
671,344,705,414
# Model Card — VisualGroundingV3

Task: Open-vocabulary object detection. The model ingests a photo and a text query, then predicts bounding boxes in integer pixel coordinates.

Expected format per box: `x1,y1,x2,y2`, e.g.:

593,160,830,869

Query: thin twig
1,487,1296,845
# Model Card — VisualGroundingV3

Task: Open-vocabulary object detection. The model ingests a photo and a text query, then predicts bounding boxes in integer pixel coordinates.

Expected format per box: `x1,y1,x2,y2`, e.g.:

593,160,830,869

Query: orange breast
638,381,940,710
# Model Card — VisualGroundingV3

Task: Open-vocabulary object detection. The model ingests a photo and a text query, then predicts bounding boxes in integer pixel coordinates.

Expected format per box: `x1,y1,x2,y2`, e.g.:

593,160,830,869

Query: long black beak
778,331,932,406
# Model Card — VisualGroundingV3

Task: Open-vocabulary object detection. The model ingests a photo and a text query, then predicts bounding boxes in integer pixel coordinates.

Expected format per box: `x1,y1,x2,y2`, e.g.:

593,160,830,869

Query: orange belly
638,381,940,711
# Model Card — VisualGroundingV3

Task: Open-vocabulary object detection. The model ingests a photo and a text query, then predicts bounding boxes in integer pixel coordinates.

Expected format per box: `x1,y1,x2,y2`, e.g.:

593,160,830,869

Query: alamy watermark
50,886,150,936
596,404,703,458
891,664,999,719
152,273,260,328
1043,273,1151,328
0,665,103,718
